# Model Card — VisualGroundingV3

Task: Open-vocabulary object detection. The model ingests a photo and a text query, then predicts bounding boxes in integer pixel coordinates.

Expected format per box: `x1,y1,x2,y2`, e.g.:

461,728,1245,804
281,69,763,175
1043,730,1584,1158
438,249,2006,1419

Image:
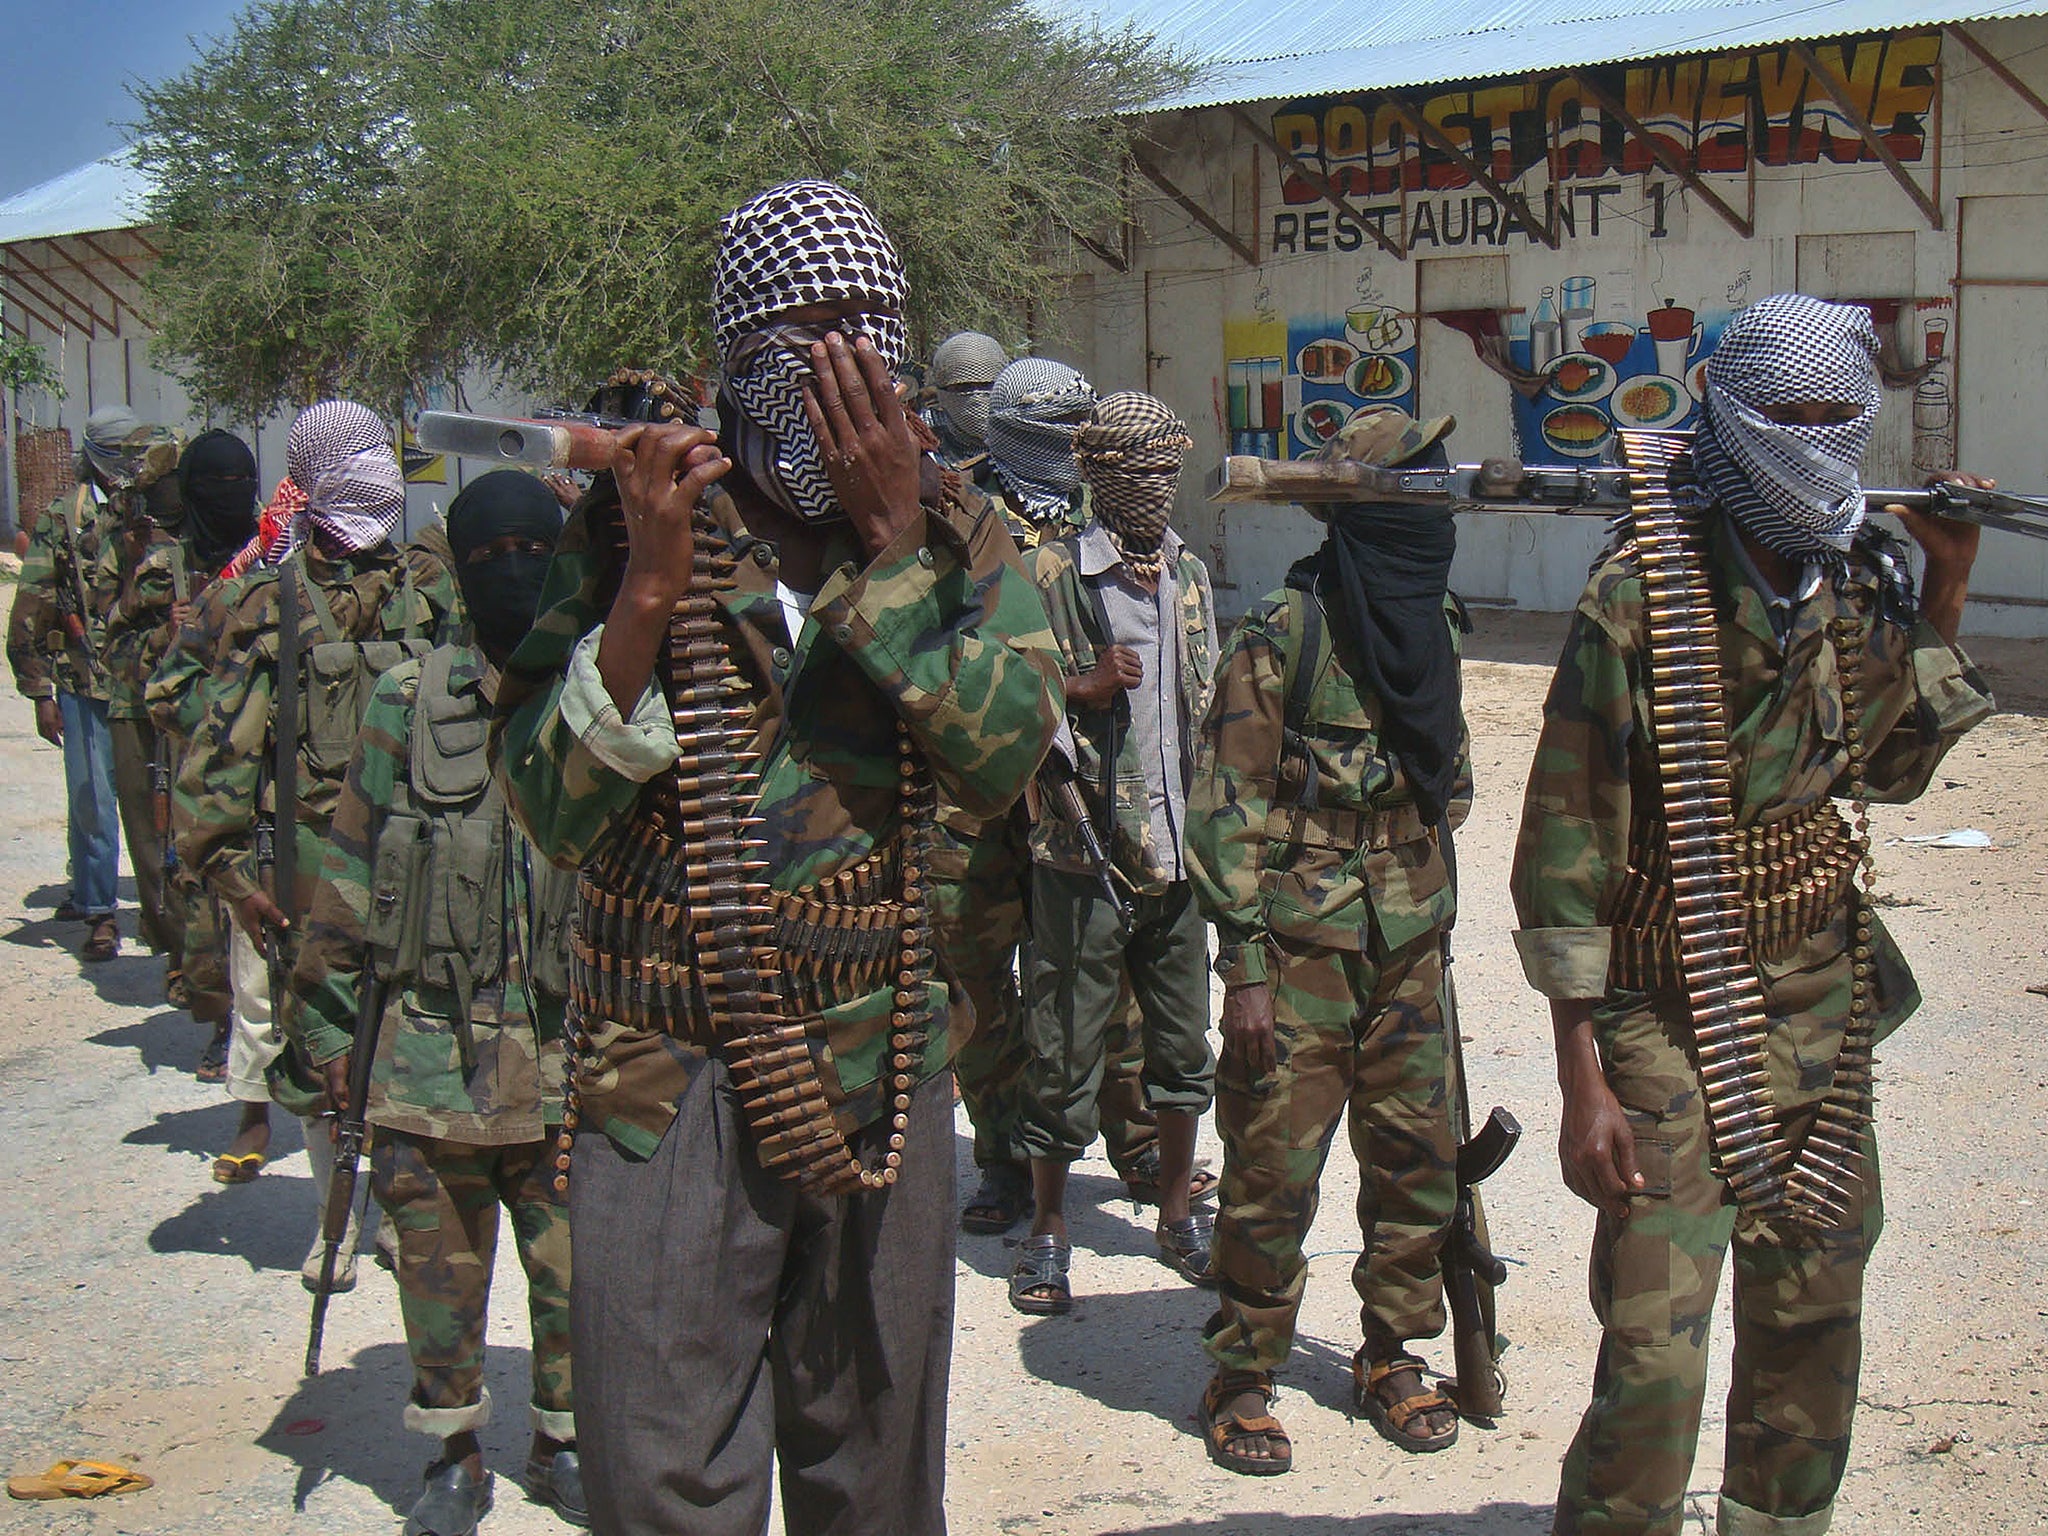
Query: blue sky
0,0,246,201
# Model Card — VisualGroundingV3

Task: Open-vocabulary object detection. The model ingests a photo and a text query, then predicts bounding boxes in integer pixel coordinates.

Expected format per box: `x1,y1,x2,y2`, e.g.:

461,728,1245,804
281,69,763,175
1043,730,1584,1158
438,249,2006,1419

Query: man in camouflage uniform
7,407,177,961
148,432,262,1074
1511,296,1996,1535
172,401,458,1238
1012,391,1218,1313
294,470,582,1536
493,181,1061,1536
1187,409,1472,1473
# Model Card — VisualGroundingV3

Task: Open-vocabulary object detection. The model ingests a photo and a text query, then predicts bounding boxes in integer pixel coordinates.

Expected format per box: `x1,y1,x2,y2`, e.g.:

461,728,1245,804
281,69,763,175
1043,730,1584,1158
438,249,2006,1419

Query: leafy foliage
131,0,1190,417
0,335,67,398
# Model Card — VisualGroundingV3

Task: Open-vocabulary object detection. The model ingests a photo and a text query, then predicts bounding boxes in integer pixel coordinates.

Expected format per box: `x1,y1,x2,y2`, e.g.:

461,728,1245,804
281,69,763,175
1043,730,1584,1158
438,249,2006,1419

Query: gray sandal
1156,1212,1217,1287
1008,1233,1073,1315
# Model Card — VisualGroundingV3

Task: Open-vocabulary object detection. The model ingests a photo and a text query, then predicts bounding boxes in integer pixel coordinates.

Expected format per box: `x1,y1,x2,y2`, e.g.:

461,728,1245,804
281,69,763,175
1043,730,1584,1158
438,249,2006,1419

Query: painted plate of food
1610,374,1692,429
1688,358,1712,401
1541,403,1613,459
1346,352,1412,401
1544,352,1615,404
1296,338,1358,385
1294,398,1351,449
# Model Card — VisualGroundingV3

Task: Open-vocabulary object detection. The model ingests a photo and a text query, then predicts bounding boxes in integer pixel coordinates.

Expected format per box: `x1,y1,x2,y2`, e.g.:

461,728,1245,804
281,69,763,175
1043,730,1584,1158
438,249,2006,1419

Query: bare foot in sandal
1354,1343,1459,1453
1201,1370,1292,1475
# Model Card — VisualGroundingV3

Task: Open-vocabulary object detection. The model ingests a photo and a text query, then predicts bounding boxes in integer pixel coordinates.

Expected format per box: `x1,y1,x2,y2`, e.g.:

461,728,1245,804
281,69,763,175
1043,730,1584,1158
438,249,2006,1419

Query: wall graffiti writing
1271,32,1939,204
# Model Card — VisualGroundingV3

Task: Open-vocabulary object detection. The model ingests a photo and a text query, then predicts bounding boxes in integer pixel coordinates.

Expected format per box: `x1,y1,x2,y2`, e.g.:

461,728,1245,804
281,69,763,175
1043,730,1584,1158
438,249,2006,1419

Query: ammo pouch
284,555,434,801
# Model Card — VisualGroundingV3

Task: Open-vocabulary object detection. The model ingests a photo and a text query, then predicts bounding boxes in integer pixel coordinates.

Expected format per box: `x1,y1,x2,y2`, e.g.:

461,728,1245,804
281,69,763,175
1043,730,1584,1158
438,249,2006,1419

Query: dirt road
2,605,2043,1535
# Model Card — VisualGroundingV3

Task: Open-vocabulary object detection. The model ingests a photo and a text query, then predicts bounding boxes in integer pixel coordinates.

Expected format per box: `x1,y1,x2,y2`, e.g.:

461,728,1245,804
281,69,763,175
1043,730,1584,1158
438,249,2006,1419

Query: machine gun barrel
415,409,642,473
1208,455,2048,541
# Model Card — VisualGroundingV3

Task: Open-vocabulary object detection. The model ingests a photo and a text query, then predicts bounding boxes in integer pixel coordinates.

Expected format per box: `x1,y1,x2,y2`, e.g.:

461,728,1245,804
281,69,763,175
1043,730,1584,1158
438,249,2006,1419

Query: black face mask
458,551,553,663
445,469,564,664
178,431,260,571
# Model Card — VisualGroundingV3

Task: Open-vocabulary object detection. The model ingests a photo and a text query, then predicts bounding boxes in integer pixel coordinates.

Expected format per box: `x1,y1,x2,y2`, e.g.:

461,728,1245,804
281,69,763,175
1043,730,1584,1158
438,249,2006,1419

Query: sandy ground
1,602,2044,1536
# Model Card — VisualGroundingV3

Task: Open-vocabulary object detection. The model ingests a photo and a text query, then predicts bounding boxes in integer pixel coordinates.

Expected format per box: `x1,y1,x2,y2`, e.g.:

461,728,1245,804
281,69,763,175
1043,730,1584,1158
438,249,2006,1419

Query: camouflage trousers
931,819,1157,1174
108,716,176,956
1555,996,1881,1536
1204,931,1455,1375
172,873,231,1025
370,1129,575,1440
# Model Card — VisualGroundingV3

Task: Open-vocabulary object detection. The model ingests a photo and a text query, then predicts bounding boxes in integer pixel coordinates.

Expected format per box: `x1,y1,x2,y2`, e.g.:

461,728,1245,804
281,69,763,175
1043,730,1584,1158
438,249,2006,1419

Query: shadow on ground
92,1007,213,1075
263,1340,542,1519
126,1098,302,1162
1098,1507,1553,1535
148,1156,317,1275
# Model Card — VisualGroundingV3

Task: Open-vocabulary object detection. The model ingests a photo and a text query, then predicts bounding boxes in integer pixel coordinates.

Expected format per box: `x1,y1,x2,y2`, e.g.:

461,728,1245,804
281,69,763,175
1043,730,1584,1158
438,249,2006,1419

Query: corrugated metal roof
0,153,151,247
1055,0,2048,107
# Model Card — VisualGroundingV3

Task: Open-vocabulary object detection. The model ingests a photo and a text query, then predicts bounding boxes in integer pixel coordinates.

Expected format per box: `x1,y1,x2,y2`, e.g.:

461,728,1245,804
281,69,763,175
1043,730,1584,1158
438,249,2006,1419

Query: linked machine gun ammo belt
1612,429,1877,1231
554,491,937,1201
1208,454,2048,542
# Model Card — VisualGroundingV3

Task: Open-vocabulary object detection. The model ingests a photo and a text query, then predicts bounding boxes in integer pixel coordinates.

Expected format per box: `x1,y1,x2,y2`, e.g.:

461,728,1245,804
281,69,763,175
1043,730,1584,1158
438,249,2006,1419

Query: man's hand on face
1065,644,1144,709
801,332,924,561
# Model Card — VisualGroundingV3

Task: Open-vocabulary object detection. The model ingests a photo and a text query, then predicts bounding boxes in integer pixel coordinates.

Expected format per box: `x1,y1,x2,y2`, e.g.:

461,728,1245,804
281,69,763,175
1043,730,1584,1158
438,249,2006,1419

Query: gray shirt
1077,520,1190,881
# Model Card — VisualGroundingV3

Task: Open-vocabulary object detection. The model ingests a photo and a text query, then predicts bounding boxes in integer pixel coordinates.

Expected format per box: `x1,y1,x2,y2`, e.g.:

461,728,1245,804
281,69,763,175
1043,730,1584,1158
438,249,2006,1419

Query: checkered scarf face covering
986,358,1096,524
1694,294,1881,562
711,181,908,523
1074,392,1191,581
285,401,405,555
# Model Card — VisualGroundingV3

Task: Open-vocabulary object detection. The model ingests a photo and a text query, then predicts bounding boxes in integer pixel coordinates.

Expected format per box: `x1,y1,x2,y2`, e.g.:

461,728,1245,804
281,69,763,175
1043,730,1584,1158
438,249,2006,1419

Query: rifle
414,408,650,472
1443,965,1520,1421
1037,755,1132,937
1208,454,2048,543
304,955,391,1376
152,551,190,884
1432,814,1522,1422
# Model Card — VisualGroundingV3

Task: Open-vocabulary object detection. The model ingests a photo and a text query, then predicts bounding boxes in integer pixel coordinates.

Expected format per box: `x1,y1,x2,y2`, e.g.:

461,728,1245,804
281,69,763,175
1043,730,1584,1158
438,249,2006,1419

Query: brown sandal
1354,1350,1459,1453
1200,1370,1292,1475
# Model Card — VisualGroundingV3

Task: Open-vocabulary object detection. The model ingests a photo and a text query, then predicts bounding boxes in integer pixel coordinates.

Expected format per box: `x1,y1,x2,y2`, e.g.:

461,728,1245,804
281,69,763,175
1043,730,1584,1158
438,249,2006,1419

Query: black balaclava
178,431,260,572
446,470,564,663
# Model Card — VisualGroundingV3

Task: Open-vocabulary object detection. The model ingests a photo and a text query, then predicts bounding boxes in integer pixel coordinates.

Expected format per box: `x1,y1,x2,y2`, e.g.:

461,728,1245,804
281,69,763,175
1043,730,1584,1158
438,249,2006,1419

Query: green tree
131,0,1190,417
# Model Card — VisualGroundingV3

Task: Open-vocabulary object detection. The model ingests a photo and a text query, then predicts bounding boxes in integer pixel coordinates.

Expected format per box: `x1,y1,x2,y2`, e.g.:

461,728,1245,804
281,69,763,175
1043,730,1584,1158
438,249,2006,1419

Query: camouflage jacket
1027,521,1216,894
7,488,122,702
492,480,1064,1160
293,644,569,1145
171,540,461,914
1189,579,1473,986
96,514,197,721
1510,512,1994,1045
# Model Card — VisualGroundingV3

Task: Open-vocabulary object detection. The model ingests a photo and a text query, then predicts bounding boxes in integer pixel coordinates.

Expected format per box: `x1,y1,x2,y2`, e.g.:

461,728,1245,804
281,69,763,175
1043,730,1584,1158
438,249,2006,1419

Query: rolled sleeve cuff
298,1018,356,1068
811,512,952,684
1214,938,1270,988
560,625,680,784
1513,925,1612,1000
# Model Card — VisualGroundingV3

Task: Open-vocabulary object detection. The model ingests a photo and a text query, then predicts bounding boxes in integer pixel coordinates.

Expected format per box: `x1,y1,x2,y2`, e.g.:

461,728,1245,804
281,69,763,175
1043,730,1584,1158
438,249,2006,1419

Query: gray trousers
570,1059,955,1536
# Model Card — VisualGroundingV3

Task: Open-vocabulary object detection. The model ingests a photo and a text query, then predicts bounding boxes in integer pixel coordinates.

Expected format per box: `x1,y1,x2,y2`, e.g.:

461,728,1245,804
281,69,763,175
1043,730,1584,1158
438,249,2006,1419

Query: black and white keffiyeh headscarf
929,330,1010,454
286,400,405,556
711,180,908,524
1693,293,1882,562
1073,392,1191,582
986,357,1097,525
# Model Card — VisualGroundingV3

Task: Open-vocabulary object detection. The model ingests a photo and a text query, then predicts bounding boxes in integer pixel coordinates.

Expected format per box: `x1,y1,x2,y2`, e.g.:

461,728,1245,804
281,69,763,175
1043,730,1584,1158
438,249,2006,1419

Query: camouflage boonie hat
1314,407,1455,470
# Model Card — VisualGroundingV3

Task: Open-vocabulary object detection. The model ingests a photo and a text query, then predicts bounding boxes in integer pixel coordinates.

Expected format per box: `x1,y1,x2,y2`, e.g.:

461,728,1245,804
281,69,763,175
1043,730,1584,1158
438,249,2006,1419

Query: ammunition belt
1619,429,1785,1214
1608,800,1859,992
555,496,933,1200
1619,429,1878,1231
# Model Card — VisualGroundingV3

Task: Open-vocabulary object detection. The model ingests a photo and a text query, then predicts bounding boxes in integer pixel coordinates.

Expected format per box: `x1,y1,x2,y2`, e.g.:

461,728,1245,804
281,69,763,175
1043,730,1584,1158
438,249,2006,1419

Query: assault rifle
415,408,662,473
305,955,390,1376
1037,755,1132,937
152,745,177,879
1208,455,2048,542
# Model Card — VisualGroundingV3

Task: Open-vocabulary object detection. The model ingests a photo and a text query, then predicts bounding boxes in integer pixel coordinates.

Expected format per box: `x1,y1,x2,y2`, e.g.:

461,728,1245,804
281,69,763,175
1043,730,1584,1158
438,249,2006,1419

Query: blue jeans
58,690,118,918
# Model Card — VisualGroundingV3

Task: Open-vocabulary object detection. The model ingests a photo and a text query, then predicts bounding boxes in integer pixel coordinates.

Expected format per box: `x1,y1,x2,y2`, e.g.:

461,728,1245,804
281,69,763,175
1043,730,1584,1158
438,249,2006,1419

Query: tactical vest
365,647,575,1024
281,552,437,823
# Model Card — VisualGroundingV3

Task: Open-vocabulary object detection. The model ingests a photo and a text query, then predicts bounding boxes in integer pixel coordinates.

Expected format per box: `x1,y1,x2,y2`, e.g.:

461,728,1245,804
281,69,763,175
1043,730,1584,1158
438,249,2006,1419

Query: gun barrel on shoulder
1208,455,2048,541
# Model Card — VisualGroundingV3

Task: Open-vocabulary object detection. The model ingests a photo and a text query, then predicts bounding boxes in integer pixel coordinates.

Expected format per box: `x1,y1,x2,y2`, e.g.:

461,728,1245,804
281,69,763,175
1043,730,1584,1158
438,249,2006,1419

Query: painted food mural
1513,280,1729,460
1228,309,1419,458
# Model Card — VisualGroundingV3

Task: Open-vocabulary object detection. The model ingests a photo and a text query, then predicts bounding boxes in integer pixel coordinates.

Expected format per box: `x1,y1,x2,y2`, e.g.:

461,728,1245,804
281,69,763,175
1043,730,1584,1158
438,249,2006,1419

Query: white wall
1055,24,2048,636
